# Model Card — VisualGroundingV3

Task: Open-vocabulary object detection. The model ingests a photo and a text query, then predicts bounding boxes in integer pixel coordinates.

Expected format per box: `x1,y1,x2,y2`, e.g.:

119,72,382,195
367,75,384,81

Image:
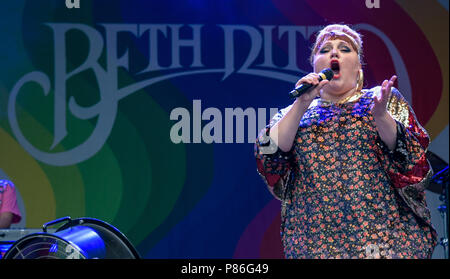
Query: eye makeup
318,41,353,54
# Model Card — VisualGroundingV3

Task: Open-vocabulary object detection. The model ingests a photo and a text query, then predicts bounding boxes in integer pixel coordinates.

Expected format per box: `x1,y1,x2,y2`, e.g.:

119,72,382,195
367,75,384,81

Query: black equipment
288,68,334,99
2,217,140,259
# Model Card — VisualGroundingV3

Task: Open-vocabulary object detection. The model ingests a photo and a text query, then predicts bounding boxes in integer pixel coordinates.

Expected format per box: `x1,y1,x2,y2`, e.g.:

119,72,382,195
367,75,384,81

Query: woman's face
313,37,361,95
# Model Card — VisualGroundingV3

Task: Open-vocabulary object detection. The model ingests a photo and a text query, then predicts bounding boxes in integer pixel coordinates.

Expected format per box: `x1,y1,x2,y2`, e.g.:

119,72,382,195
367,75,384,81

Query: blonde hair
310,24,363,66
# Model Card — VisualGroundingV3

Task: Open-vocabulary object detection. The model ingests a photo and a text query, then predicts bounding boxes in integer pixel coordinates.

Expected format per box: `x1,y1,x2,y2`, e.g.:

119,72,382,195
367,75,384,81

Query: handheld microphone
289,68,334,99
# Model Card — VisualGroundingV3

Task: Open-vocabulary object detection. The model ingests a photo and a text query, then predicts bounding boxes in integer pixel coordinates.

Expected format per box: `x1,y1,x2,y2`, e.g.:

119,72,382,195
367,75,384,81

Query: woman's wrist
293,96,313,111
374,111,397,151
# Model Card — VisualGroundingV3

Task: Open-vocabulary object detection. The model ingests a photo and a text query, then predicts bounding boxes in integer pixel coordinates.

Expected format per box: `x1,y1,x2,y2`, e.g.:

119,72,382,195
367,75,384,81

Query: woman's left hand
371,75,397,118
372,75,398,150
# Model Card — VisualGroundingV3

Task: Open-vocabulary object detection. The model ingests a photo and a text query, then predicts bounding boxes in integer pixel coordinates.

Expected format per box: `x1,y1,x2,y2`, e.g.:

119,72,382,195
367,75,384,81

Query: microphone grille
322,68,334,81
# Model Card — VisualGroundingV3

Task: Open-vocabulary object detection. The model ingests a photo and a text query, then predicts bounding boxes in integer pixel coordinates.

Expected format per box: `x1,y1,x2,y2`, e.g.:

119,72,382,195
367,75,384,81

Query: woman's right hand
294,72,329,104
270,72,329,152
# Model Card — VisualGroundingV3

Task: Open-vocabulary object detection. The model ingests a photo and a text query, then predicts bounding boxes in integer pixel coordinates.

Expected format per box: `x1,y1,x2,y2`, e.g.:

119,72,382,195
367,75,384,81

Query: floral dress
255,87,437,259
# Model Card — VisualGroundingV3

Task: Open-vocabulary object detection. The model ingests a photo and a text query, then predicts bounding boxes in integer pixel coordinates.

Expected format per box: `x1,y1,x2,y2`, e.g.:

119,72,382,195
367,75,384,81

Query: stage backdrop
0,0,448,258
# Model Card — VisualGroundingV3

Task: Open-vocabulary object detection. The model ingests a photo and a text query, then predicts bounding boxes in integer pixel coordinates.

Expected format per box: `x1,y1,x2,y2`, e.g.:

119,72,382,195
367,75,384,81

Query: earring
356,69,364,92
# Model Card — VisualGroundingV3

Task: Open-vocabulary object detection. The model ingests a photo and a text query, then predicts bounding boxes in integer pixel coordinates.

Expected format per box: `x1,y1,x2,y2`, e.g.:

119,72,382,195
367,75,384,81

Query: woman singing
255,24,437,259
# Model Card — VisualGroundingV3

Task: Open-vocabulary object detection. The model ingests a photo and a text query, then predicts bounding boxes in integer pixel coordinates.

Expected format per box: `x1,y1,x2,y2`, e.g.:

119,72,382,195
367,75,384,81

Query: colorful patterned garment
0,180,22,225
255,87,437,259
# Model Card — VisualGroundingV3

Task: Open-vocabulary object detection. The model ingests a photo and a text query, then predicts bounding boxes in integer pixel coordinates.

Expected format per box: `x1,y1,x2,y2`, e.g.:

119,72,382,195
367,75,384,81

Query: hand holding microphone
271,68,333,153
289,68,334,102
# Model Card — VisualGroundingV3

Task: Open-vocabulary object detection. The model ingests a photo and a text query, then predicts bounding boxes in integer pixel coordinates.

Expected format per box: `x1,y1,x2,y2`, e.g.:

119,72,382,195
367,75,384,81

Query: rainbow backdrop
0,0,447,258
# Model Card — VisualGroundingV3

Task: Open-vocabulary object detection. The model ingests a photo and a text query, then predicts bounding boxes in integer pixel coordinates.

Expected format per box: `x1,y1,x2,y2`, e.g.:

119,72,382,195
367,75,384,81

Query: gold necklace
319,91,363,105
337,91,363,104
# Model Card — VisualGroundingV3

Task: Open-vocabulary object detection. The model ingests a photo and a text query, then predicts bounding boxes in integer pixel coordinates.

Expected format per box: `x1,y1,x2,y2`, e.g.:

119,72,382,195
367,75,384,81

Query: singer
255,24,437,259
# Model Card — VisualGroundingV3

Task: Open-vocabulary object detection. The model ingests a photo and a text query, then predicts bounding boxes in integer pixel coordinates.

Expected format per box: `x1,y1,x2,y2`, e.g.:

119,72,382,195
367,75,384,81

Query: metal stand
433,166,449,259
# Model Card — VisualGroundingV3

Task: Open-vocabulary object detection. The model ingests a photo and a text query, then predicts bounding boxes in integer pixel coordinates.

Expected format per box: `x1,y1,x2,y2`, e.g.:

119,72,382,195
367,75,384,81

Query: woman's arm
270,98,310,152
372,75,398,150
271,74,329,152
0,212,14,229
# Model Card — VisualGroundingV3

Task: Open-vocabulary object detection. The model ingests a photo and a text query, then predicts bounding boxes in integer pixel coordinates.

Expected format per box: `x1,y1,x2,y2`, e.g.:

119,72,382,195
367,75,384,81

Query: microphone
289,68,334,99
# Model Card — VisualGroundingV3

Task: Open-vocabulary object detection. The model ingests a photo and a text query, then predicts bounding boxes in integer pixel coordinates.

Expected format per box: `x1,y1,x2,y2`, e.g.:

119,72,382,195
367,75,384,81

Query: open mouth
330,60,340,79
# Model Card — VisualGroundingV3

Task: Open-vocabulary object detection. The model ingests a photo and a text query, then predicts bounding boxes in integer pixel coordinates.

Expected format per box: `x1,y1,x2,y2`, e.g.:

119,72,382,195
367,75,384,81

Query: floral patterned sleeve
375,87,434,224
255,106,296,201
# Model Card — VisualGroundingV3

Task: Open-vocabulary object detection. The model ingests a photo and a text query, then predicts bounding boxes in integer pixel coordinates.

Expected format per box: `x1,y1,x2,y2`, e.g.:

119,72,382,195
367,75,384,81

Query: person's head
310,24,364,96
